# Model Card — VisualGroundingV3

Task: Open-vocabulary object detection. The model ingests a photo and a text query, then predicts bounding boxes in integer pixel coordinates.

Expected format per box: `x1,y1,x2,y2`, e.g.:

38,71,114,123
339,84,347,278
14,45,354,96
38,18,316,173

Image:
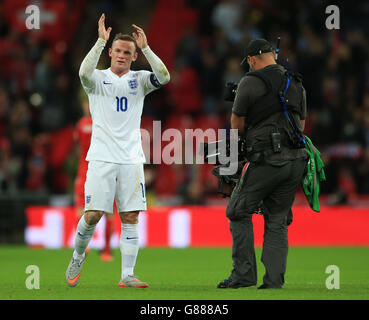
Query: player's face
109,40,138,74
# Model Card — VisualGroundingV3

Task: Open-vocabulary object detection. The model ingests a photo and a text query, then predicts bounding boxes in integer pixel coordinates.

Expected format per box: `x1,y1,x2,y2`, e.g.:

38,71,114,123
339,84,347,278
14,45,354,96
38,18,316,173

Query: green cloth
301,136,326,212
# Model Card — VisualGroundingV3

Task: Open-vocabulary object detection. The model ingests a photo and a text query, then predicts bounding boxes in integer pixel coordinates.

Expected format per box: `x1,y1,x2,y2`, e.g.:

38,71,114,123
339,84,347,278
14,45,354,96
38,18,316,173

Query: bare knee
84,211,104,225
120,211,139,224
76,207,85,218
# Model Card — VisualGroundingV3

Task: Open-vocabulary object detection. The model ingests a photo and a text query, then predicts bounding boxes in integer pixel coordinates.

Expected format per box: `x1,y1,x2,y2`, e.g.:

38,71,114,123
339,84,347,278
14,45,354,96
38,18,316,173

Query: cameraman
218,39,307,289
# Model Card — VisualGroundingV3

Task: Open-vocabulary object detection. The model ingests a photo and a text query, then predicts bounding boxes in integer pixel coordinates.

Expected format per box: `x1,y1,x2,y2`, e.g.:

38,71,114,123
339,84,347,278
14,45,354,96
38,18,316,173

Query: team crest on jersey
128,79,138,89
86,195,91,204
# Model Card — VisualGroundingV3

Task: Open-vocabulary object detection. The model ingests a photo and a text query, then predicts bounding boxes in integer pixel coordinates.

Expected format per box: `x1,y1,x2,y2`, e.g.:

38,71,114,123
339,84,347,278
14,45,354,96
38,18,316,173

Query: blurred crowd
0,0,368,206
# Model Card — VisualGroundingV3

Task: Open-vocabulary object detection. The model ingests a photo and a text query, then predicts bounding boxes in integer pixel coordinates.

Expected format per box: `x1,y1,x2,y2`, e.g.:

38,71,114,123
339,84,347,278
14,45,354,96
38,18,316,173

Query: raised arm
132,24,170,85
79,14,112,89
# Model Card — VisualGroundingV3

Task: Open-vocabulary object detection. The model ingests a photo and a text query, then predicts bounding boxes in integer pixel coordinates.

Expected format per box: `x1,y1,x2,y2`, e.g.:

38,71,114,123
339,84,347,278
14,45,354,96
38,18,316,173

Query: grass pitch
0,246,368,300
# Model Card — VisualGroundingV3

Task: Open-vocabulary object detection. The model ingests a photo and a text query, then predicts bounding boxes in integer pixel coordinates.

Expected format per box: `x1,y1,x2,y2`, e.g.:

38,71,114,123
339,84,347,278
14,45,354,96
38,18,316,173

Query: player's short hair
111,33,138,52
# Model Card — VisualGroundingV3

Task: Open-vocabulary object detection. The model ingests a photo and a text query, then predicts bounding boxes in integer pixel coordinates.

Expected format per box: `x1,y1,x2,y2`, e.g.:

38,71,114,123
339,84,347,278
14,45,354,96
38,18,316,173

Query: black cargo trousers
225,157,306,288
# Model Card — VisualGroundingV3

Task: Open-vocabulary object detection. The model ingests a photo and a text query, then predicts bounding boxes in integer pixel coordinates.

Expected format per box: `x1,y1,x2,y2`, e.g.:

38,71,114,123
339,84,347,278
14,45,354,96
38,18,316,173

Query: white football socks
73,215,96,259
120,223,139,280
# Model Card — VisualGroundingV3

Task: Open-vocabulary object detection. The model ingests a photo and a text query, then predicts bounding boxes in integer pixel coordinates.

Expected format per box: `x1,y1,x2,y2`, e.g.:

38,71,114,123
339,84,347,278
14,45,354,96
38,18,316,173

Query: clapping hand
98,13,112,41
132,24,148,49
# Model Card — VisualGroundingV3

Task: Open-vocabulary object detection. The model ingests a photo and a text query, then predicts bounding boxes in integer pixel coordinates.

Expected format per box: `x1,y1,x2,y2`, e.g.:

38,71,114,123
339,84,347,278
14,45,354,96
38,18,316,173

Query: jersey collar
107,68,131,79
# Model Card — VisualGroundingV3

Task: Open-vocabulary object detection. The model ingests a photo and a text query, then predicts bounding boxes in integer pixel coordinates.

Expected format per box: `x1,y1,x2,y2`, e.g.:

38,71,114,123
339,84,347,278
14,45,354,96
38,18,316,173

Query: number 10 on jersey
116,96,128,112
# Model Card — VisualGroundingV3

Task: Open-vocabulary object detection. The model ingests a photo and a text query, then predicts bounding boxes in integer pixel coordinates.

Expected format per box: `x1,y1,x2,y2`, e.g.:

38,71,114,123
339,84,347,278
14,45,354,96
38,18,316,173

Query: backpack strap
279,72,306,147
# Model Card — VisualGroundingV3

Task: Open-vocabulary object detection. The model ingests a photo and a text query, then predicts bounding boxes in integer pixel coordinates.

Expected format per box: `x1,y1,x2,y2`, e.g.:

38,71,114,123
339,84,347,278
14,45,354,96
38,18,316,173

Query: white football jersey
81,68,160,164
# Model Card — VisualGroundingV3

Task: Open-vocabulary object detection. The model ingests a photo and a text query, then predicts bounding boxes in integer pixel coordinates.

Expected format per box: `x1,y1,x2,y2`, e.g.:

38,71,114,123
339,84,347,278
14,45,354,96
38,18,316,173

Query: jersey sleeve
139,70,162,96
80,70,100,94
140,46,170,86
79,38,106,94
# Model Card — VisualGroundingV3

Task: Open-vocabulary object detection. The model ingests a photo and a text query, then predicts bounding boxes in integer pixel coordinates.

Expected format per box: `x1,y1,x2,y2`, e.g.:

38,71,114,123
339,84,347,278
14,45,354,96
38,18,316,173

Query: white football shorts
84,161,147,214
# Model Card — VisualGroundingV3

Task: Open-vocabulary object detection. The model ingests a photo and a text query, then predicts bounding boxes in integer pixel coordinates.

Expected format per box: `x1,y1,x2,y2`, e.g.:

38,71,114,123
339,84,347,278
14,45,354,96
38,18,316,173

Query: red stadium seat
194,115,222,131
163,114,195,134
154,164,177,196
200,163,219,193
